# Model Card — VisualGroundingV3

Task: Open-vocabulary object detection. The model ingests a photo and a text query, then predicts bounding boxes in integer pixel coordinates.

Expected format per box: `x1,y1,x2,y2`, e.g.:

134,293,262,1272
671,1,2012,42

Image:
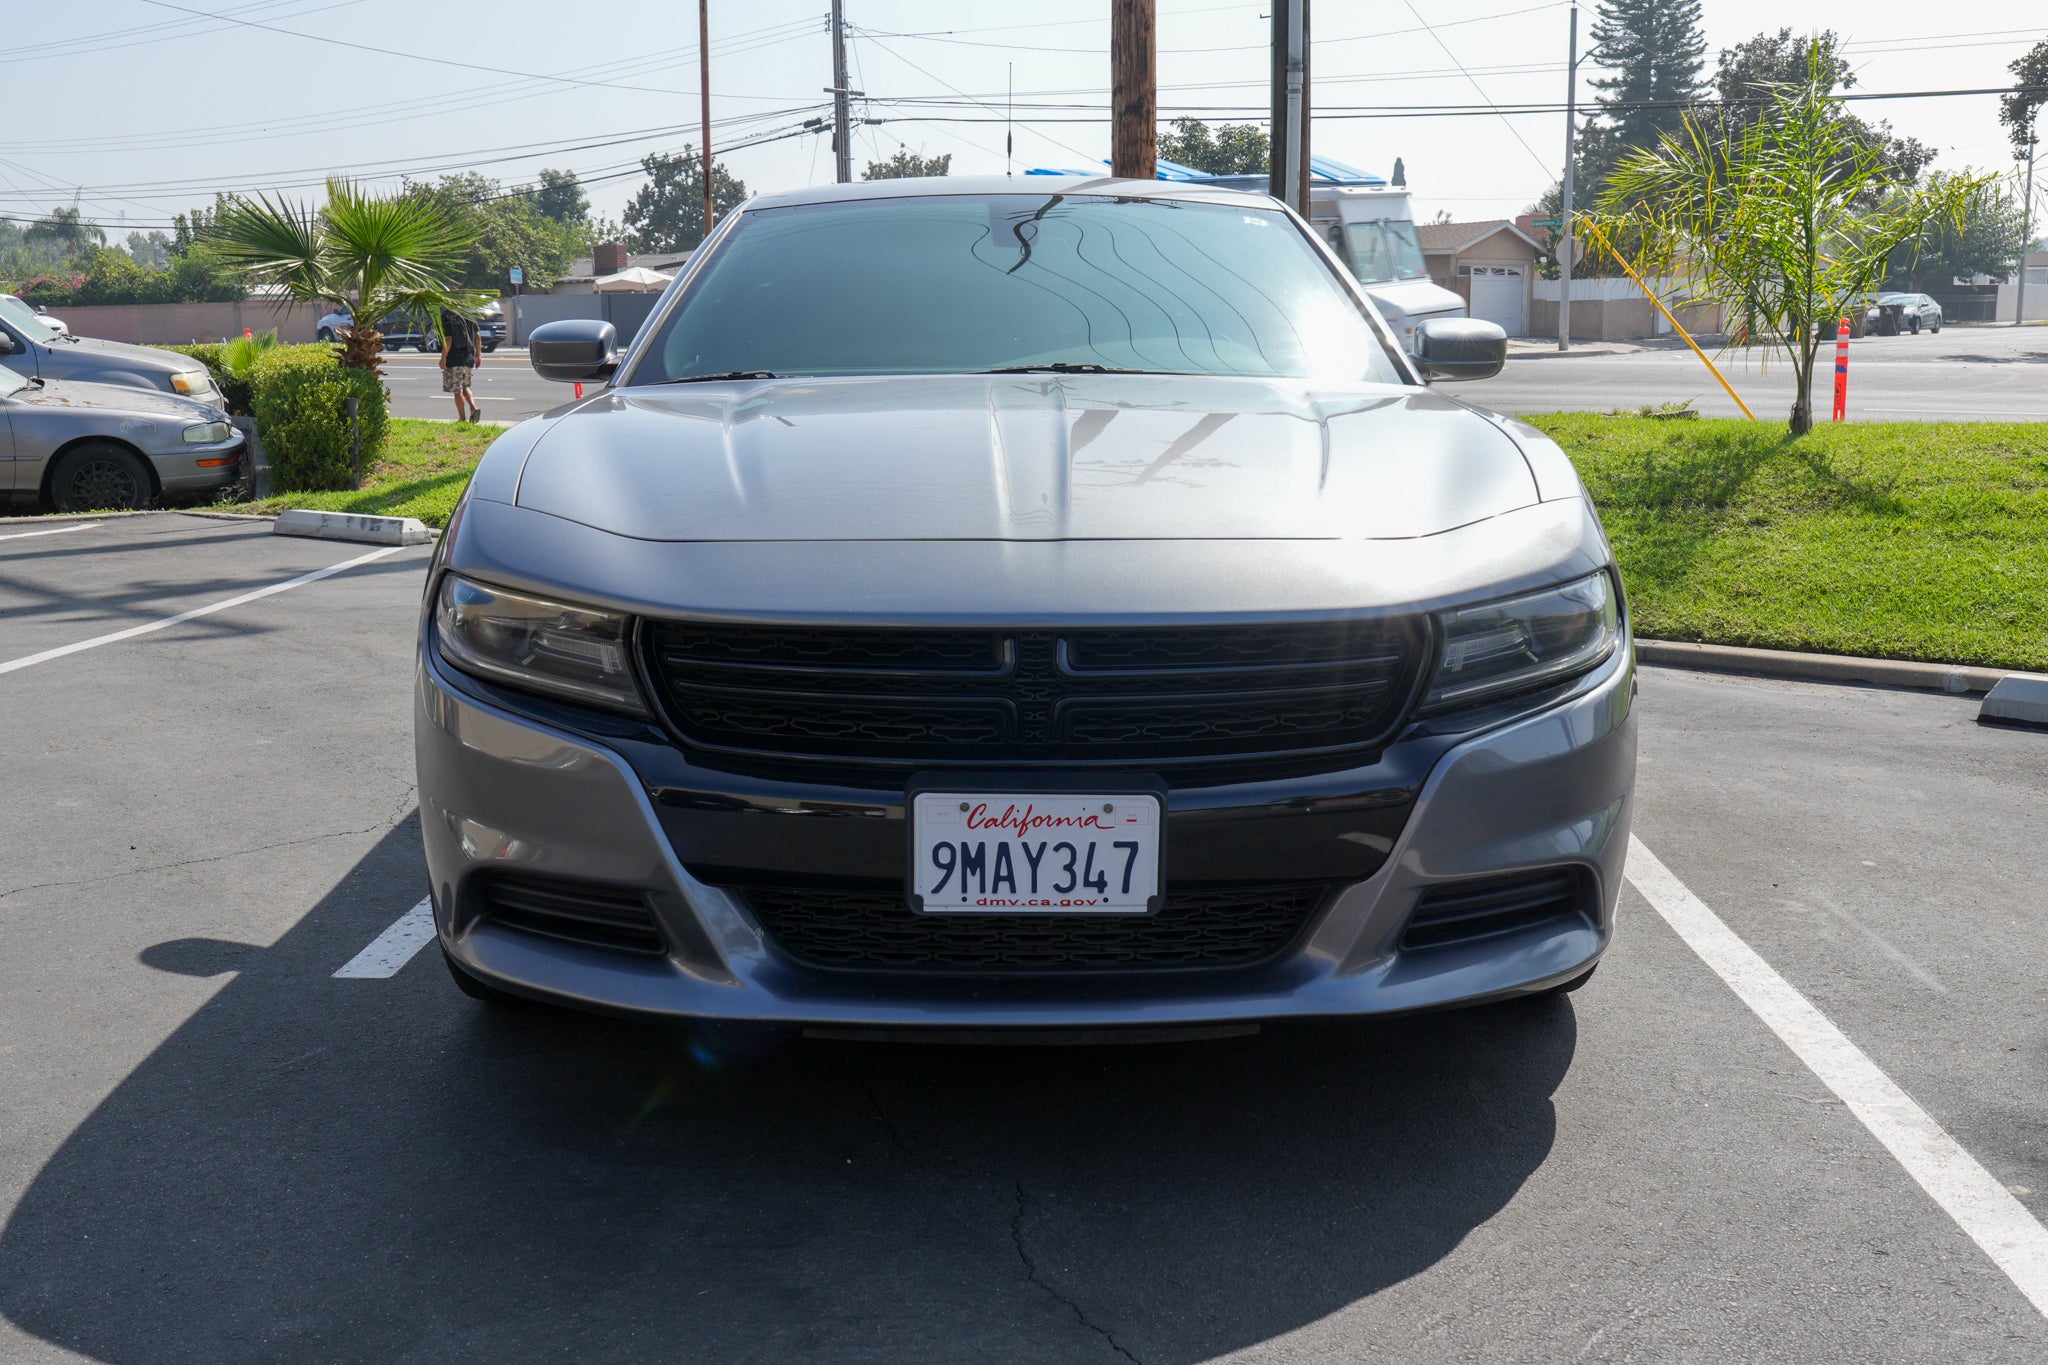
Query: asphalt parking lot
4,512,2048,1362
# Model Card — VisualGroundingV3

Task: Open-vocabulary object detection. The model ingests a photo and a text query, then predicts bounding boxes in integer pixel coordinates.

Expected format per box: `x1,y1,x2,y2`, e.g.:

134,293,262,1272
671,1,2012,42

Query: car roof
742,174,1281,213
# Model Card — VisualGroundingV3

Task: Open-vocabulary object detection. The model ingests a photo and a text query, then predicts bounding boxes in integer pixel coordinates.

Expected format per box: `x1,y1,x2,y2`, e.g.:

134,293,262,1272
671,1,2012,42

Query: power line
125,0,703,95
1,0,368,63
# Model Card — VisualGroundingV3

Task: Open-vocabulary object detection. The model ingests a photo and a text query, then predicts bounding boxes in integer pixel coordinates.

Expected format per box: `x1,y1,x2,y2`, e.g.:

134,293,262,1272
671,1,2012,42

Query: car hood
43,334,203,376
11,375,219,421
512,375,1539,542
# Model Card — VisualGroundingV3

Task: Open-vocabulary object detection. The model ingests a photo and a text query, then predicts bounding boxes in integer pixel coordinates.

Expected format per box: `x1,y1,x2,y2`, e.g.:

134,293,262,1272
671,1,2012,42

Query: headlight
170,370,216,397
1421,571,1620,713
434,574,647,715
182,421,232,444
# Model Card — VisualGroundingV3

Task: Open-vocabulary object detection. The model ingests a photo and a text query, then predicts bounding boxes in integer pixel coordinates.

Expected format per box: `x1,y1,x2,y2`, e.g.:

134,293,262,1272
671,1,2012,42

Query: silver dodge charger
417,177,1636,1031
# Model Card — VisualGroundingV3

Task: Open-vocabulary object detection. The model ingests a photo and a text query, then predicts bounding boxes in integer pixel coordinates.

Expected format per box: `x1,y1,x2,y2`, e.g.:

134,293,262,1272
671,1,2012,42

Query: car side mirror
530,319,620,384
0,331,16,355
1409,317,1507,382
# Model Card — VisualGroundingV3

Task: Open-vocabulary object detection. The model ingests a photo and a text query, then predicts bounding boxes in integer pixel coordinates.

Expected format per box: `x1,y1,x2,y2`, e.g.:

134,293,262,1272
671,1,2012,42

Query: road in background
1465,325,2048,422
5,514,2048,1359
378,329,2048,426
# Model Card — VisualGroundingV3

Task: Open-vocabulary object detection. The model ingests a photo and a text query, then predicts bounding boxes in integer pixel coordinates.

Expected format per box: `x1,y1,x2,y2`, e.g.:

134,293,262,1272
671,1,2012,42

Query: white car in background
1,296,67,335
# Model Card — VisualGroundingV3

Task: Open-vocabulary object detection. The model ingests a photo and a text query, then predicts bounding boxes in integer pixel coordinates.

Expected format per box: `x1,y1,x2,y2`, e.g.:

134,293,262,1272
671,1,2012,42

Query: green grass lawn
1527,415,2048,672
217,418,498,527
222,413,2047,671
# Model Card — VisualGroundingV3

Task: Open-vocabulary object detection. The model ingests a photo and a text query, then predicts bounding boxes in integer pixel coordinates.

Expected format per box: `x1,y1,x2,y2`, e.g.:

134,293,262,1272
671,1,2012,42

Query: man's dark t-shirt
441,311,479,366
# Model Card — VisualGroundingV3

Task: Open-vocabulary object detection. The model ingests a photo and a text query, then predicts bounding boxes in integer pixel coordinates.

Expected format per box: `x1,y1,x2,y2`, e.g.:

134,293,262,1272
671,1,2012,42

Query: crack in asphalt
0,789,418,906
1011,1182,1141,1364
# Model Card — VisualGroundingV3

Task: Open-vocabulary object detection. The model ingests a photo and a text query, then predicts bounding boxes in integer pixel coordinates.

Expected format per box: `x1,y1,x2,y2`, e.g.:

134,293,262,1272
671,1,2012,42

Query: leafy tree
208,177,481,371
74,246,167,306
25,207,105,259
172,196,237,257
405,173,583,290
1888,176,2033,288
1714,29,1934,187
862,149,953,180
1596,47,1984,435
2002,38,2048,160
1157,118,1268,175
1573,0,1708,202
125,231,172,269
532,168,589,225
622,149,747,252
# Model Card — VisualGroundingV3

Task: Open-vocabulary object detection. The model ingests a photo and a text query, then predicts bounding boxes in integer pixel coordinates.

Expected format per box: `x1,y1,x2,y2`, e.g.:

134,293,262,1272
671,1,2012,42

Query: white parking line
0,544,405,677
333,897,437,978
1627,834,2048,1318
0,521,99,543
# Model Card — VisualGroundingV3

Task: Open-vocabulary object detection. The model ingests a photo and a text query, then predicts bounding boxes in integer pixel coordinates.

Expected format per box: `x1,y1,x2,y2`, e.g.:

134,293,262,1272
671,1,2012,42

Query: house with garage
1417,219,1544,337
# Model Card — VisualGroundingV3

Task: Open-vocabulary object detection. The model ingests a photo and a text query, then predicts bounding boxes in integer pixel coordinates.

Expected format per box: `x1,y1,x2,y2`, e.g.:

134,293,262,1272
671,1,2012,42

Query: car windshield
636,193,1404,385
0,294,50,336
1337,219,1430,284
1877,293,1914,304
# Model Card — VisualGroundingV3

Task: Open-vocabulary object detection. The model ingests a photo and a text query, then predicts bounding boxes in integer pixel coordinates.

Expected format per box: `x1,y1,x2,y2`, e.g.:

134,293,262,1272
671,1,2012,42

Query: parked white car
316,309,353,342
1,296,67,335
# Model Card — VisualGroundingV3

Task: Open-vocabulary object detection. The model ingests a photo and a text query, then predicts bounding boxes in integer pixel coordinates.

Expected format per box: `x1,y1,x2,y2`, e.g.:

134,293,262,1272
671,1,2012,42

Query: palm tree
207,178,480,370
1592,45,1984,434
25,207,105,258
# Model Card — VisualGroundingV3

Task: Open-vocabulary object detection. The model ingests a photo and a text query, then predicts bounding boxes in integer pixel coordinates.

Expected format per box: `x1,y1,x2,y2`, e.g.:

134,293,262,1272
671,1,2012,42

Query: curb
1636,639,2022,696
274,508,434,545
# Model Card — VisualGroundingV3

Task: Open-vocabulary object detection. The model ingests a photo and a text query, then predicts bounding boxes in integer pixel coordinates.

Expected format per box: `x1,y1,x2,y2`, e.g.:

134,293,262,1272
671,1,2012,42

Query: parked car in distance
375,311,436,352
0,293,219,402
28,303,66,335
1867,292,1942,335
420,305,505,354
316,309,352,342
0,362,244,512
420,178,1636,1036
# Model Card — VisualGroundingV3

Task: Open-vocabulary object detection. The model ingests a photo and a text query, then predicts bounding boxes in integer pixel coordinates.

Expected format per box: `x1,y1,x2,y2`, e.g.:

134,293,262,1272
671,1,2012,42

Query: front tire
316,327,334,342
1909,317,1920,335
50,442,151,512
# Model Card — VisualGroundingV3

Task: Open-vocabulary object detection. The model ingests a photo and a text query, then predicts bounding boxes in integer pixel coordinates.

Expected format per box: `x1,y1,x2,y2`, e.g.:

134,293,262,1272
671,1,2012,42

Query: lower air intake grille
476,872,666,956
747,884,1326,973
1400,869,1591,951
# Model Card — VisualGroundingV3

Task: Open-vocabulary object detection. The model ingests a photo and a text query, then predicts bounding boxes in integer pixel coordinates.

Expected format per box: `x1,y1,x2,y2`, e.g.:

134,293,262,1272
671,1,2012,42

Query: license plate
909,791,1163,914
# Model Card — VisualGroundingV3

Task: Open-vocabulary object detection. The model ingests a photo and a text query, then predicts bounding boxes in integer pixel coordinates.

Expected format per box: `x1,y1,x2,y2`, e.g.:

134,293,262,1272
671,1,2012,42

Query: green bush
246,343,387,490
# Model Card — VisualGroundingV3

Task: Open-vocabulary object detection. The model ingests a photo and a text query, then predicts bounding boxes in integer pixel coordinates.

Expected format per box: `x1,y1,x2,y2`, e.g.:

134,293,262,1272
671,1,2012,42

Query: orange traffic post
1830,318,1850,422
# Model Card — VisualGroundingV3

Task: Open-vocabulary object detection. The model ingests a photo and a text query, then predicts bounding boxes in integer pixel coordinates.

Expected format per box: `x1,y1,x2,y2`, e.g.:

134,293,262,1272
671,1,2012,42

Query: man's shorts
442,365,474,394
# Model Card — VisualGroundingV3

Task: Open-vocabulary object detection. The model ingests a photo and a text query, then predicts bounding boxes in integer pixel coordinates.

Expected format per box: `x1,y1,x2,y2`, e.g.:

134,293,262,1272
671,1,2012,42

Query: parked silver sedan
1867,292,1943,335
1,364,244,511
419,177,1637,1032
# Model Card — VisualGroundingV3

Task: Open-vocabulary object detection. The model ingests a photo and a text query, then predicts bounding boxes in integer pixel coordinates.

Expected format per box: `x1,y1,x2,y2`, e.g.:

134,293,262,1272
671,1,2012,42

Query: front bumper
417,643,1635,1026
150,432,244,495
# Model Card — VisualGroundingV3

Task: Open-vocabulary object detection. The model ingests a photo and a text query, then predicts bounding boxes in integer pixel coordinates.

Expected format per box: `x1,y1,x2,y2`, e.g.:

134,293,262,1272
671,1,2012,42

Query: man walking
439,307,482,423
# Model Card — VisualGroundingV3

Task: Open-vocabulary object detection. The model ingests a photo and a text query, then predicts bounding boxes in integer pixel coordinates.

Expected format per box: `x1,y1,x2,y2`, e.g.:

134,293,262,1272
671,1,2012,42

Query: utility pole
830,0,852,183
1268,0,1308,213
1111,0,1157,180
2018,134,2037,328
699,0,715,238
1558,0,1579,352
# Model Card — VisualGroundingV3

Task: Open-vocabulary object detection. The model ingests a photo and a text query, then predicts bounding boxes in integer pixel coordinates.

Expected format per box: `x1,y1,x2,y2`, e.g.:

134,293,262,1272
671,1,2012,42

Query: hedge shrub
246,344,387,491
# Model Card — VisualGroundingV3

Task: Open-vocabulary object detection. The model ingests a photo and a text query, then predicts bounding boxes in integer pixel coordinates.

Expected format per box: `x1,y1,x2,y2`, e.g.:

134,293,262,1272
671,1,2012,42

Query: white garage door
1462,264,1525,336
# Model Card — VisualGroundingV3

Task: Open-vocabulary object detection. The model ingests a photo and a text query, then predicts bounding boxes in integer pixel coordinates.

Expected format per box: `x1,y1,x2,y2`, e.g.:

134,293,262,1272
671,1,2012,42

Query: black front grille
1400,869,1590,951
643,621,1421,775
475,872,667,955
747,883,1326,973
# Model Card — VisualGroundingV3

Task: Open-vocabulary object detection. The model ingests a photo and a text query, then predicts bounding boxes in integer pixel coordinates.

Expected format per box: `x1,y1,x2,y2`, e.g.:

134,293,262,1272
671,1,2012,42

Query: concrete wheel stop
273,509,433,546
1978,676,2048,731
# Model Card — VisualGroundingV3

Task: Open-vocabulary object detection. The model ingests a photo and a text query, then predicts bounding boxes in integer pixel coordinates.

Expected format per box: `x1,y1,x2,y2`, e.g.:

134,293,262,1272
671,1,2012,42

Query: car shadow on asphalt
0,821,1578,1364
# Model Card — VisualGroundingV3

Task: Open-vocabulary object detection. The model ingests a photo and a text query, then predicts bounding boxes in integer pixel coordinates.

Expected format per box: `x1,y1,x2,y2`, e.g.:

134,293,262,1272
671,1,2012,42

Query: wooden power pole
1111,0,1156,180
1268,0,1309,212
699,0,715,237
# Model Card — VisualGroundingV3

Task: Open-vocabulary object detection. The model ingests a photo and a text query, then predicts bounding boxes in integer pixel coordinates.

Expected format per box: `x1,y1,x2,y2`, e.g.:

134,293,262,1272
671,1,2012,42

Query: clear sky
7,1,2042,238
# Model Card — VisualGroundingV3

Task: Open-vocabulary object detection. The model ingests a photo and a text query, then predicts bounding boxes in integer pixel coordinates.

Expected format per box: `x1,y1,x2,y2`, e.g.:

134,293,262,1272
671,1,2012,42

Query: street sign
509,267,524,284
1531,218,1562,229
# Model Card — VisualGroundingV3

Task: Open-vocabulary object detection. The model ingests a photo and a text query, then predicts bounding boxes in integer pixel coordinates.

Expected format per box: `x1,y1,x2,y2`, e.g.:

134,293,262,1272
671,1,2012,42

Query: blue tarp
1026,155,1389,187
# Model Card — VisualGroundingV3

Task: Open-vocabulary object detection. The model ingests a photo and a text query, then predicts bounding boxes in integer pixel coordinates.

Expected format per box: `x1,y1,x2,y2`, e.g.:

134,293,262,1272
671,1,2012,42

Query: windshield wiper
979,363,1179,375
659,370,779,383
